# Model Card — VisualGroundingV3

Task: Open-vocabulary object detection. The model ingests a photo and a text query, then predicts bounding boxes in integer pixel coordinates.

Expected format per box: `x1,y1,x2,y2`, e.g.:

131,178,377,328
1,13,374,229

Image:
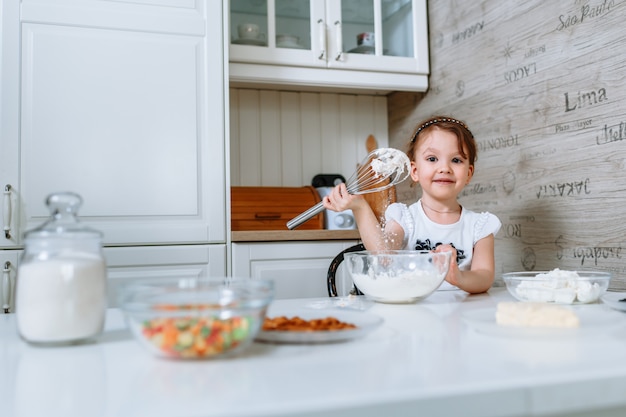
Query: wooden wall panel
259,90,281,185
279,92,302,186
388,0,626,289
230,88,389,188
338,95,360,177
301,92,323,182
229,88,241,186
320,94,341,172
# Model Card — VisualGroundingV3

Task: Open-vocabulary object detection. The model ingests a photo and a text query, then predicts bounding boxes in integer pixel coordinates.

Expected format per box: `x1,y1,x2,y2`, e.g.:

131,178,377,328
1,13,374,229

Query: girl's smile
432,176,455,184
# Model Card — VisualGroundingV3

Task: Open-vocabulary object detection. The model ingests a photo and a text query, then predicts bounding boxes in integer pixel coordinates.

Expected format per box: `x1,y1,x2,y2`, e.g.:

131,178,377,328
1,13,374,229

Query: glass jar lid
24,192,102,240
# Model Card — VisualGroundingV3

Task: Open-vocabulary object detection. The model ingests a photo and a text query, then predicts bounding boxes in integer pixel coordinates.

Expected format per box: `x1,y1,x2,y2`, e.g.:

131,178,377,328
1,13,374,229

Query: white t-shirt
385,200,502,290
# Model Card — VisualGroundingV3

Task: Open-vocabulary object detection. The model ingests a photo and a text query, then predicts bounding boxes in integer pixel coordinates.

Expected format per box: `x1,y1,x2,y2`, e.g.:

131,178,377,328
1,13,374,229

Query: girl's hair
406,116,477,165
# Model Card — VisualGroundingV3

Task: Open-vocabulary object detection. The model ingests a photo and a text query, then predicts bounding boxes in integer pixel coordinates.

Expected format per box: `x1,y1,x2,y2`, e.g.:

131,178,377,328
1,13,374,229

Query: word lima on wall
564,88,607,112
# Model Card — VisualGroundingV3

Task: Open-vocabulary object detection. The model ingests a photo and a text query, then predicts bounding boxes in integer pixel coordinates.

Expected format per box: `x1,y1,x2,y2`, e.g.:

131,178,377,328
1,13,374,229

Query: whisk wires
345,149,410,194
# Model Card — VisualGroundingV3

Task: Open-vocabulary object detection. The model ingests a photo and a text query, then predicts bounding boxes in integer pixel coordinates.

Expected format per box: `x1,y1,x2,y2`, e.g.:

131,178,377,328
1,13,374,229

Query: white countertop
3,288,626,417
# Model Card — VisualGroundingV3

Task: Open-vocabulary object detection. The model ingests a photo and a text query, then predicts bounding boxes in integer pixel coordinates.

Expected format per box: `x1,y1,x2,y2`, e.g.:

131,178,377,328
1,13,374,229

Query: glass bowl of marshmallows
344,250,452,303
502,269,611,304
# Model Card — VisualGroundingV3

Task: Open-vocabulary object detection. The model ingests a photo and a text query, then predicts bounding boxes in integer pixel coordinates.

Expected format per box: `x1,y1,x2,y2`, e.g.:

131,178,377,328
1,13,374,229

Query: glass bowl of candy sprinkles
119,277,274,359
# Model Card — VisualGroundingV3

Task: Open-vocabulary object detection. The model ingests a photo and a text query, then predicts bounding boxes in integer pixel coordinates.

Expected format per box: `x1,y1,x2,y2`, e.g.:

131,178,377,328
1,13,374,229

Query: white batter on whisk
370,149,409,178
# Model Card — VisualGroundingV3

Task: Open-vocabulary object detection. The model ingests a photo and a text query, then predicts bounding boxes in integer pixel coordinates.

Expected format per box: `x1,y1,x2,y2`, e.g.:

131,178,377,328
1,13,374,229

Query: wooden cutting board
362,134,397,222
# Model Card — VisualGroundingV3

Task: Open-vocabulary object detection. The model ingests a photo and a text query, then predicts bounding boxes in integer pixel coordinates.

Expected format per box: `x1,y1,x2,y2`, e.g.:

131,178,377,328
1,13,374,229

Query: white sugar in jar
16,255,106,343
15,193,107,345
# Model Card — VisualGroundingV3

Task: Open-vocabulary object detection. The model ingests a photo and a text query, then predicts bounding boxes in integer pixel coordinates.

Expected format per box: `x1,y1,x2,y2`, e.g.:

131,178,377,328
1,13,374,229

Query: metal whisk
286,148,411,230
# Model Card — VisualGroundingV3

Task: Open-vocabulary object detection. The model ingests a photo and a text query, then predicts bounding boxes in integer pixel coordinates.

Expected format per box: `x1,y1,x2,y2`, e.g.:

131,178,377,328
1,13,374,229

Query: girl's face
410,128,474,200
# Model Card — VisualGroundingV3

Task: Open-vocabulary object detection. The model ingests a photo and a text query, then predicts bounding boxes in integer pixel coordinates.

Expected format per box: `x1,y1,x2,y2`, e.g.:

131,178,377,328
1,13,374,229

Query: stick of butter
496,302,580,328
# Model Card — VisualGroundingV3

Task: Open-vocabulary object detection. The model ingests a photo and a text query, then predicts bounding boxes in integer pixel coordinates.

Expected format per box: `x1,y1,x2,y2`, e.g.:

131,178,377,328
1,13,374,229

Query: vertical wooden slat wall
230,88,389,188
260,90,282,185
320,94,341,173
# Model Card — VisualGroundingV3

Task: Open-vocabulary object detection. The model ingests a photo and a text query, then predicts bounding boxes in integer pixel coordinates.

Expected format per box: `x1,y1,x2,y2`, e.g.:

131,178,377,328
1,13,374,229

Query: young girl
322,116,501,294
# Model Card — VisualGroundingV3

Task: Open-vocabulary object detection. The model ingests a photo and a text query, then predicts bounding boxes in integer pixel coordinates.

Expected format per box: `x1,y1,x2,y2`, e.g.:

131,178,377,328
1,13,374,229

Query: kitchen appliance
312,174,356,230
311,174,355,230
287,148,411,229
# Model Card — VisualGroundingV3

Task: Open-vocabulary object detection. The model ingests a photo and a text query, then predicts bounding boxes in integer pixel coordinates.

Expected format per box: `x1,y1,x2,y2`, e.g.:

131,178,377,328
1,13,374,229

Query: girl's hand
434,244,460,287
322,183,366,212
435,236,496,294
322,183,404,252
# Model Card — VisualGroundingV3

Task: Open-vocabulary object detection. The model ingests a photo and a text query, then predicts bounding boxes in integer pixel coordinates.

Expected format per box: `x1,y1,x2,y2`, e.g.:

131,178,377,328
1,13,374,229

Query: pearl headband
410,117,472,143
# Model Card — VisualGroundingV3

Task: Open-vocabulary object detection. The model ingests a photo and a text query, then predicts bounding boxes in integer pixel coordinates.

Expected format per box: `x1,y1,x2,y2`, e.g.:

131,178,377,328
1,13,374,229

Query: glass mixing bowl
119,277,274,359
502,270,611,304
344,250,452,303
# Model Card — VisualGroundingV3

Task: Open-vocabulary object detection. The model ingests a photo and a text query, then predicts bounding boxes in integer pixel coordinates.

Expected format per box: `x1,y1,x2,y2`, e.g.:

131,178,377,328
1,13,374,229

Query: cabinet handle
3,185,11,240
317,19,326,60
334,20,343,61
2,261,11,314
255,213,281,220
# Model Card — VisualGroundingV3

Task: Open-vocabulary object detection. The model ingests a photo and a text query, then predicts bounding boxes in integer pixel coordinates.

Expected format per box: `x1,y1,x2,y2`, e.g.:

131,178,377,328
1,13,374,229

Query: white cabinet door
0,0,20,249
229,0,429,93
1,0,226,247
104,244,226,307
232,241,359,299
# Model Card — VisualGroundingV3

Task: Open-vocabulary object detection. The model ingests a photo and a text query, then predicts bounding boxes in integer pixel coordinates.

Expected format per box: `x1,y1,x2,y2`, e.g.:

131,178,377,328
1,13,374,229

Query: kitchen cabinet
0,246,227,312
0,0,228,311
232,241,360,299
104,245,226,308
1,0,226,247
229,0,429,93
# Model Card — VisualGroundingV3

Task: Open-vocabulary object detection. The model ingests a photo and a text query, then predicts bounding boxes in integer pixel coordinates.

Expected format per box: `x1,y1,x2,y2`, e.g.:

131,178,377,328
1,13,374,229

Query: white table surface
3,288,626,417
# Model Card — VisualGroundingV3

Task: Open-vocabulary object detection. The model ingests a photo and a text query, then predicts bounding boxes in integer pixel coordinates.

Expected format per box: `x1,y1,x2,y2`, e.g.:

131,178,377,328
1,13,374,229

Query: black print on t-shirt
414,239,466,265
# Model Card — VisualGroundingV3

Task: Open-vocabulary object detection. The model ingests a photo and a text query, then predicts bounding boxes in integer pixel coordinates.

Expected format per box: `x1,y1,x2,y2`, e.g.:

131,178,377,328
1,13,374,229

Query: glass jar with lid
15,192,107,344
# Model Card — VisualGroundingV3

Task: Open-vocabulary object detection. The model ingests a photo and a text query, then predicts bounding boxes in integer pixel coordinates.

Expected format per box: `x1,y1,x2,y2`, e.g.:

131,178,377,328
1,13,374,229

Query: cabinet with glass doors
229,0,429,93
